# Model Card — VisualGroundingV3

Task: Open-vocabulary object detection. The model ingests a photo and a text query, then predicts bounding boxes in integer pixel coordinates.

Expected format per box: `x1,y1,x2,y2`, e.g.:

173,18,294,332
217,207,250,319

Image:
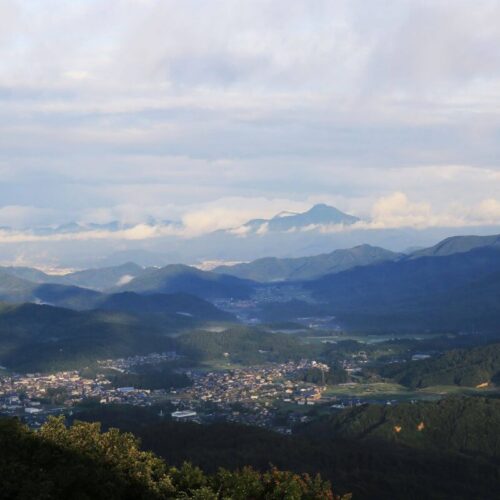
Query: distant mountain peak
232,204,360,235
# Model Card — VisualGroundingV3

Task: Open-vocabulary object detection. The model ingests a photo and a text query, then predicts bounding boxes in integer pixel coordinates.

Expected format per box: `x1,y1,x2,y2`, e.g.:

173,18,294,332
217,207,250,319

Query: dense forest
380,342,500,388
0,416,339,499
176,326,322,364
74,396,500,500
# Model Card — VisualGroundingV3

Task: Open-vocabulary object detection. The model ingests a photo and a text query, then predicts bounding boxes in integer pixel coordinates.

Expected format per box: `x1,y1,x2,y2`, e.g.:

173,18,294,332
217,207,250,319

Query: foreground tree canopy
0,416,344,500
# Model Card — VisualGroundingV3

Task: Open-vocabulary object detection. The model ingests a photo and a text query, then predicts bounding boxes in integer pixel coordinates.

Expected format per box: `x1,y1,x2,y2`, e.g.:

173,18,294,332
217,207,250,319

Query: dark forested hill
300,396,500,460
0,262,147,291
304,245,500,333
175,325,320,364
75,397,500,500
214,244,401,282
0,269,234,320
96,292,233,321
380,342,500,388
114,264,255,299
0,303,177,371
0,417,337,499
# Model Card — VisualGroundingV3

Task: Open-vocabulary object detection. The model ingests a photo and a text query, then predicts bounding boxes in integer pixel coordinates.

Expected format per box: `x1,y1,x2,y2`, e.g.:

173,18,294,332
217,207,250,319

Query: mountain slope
410,233,500,259
304,244,500,332
214,244,401,282
115,264,255,299
0,270,39,302
78,398,500,500
381,342,500,388
0,262,147,291
58,262,146,290
0,302,174,371
96,292,233,321
300,396,500,461
0,269,232,320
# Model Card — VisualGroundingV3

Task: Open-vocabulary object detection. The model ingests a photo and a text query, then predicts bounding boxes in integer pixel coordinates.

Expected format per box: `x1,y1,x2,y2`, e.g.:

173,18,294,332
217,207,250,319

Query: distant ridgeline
380,342,500,388
0,416,340,499
1,232,500,335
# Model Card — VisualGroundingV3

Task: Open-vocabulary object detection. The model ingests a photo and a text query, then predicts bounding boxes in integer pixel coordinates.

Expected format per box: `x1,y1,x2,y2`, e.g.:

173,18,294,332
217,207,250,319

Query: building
171,410,197,421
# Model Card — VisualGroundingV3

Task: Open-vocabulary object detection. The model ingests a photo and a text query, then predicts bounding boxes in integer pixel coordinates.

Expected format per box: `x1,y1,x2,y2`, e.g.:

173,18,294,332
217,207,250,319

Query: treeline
0,416,339,499
380,342,500,388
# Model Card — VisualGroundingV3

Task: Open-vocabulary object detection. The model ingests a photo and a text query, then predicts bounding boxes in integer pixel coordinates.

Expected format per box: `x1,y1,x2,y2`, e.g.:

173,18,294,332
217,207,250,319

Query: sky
1,0,500,238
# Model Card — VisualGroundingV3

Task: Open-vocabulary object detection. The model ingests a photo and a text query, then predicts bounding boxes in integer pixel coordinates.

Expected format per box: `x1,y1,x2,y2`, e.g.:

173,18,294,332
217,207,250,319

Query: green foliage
75,397,500,500
303,396,500,459
109,363,192,390
296,366,348,386
0,303,176,372
0,416,336,499
381,342,500,388
176,325,321,364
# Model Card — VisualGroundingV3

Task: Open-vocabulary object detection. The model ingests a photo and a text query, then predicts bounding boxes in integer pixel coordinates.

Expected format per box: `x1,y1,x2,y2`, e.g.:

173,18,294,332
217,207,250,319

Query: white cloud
180,197,310,236
0,1,499,241
371,192,434,228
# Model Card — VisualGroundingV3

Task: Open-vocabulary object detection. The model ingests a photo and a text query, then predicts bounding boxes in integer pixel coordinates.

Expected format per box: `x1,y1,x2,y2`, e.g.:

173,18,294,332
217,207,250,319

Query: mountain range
0,262,146,291
214,244,402,282
1,232,500,334
4,203,497,269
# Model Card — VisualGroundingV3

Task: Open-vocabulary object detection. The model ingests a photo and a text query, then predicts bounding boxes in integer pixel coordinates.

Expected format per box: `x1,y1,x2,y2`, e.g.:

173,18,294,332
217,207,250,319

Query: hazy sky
1,0,500,235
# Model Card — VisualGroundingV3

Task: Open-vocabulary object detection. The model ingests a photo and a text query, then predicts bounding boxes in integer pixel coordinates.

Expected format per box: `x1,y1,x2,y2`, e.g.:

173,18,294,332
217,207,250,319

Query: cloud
371,192,434,228
0,1,499,238
180,197,310,236
472,198,500,223
0,223,182,244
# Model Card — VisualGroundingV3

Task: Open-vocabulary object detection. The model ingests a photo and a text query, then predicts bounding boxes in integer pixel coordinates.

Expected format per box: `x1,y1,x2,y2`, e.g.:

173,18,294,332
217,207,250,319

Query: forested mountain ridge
380,342,500,388
0,302,176,371
0,270,233,320
300,396,500,460
303,245,500,332
114,264,255,299
0,262,147,291
214,244,401,282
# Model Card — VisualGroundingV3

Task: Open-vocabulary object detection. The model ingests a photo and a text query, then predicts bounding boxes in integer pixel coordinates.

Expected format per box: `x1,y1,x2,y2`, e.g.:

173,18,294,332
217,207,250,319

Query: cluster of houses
97,351,180,372
0,367,167,426
169,360,331,428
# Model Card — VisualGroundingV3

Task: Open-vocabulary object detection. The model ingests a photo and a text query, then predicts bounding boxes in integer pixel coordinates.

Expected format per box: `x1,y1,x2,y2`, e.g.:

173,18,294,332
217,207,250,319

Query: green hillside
0,303,176,371
301,396,500,460
176,325,320,364
381,342,500,388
